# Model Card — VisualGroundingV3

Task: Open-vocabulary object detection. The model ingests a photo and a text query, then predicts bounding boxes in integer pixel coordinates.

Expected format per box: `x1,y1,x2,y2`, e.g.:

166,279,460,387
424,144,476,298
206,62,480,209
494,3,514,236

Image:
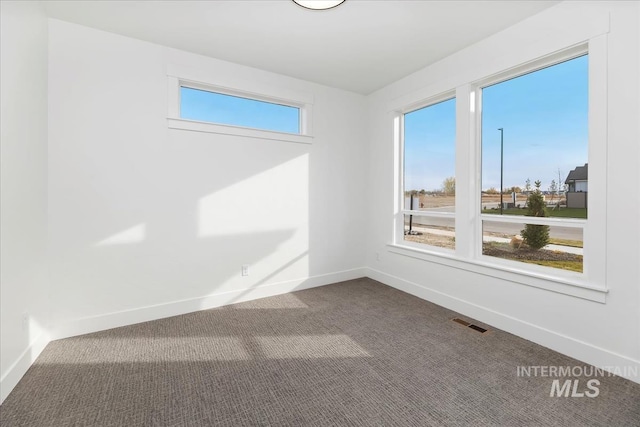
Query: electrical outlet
241,264,249,276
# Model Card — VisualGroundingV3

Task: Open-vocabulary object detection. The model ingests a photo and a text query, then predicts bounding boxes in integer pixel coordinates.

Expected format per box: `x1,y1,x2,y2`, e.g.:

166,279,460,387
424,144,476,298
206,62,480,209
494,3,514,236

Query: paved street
406,208,583,242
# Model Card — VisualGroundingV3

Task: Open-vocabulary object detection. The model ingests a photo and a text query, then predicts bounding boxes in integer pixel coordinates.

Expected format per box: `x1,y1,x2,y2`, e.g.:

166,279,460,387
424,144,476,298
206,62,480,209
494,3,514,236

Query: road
406,207,582,241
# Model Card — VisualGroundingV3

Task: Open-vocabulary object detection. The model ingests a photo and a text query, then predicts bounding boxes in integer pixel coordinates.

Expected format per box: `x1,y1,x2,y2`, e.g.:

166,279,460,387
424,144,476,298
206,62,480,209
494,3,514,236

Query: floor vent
453,318,488,333
468,324,488,333
452,318,470,327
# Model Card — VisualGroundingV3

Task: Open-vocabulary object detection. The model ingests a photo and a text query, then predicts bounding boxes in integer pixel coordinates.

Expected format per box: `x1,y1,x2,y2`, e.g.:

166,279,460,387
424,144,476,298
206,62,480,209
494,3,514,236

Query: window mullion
455,84,474,259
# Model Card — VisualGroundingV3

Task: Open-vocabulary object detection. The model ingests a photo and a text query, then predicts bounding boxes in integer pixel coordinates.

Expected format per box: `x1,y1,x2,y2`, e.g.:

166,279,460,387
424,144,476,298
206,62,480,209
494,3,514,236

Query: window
482,219,584,272
393,39,607,300
180,86,301,134
479,54,588,273
167,73,313,144
402,97,456,250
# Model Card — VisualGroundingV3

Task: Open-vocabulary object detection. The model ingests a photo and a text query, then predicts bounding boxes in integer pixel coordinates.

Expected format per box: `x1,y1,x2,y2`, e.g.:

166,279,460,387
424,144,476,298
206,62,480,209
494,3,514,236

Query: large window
393,40,607,299
402,97,456,250
480,55,588,273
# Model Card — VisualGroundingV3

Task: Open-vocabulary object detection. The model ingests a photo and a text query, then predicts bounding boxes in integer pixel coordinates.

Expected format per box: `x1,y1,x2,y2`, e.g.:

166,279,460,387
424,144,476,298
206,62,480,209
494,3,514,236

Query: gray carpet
1,278,639,426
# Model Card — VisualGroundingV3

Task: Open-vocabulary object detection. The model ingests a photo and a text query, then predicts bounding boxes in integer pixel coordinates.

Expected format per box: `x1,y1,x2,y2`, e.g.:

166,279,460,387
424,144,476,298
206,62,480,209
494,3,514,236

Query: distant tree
442,177,455,195
521,180,550,250
510,186,522,193
485,187,499,195
557,168,565,196
419,189,426,195
548,180,558,201
524,178,532,193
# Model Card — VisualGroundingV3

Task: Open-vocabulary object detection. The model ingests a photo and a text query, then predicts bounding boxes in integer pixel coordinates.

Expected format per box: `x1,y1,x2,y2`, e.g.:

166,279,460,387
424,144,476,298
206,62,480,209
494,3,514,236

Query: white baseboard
1,331,50,404
2,268,365,404
53,268,367,340
4,265,636,407
366,267,640,385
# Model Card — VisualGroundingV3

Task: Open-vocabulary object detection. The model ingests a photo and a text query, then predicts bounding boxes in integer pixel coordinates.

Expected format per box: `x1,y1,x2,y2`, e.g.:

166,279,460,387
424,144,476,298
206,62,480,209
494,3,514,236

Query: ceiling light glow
293,0,345,11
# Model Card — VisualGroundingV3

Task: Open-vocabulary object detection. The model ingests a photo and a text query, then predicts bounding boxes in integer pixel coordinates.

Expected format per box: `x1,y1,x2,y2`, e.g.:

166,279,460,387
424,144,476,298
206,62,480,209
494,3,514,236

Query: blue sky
180,87,300,134
181,55,588,194
404,54,588,192
404,98,456,193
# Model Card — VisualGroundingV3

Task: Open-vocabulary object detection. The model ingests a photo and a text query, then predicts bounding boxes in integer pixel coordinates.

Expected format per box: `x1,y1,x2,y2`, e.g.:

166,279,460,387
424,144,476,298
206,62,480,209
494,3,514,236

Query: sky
404,98,456,193
180,87,300,134
404,54,588,193
180,55,588,194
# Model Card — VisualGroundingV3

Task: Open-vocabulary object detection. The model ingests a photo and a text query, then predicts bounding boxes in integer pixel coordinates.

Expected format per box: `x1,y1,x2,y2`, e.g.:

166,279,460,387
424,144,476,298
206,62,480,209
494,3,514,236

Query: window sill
387,243,607,303
167,118,314,145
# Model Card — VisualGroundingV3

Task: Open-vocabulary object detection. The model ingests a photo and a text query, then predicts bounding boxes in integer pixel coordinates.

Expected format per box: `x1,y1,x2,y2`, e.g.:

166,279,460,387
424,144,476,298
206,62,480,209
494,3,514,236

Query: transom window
180,86,301,134
166,72,314,145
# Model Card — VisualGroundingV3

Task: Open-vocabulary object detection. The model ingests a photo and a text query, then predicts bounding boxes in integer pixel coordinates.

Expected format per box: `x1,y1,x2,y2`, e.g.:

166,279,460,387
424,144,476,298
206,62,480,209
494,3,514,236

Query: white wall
2,0,638,405
366,1,640,381
0,1,51,402
47,19,367,338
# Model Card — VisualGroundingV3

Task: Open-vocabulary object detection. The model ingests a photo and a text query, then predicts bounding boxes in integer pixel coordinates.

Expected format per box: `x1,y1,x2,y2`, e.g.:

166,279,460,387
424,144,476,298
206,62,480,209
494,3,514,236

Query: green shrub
521,180,550,250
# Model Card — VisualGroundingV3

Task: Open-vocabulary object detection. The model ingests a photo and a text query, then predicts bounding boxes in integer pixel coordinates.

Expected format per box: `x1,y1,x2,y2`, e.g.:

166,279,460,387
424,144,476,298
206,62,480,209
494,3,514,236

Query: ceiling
43,0,559,95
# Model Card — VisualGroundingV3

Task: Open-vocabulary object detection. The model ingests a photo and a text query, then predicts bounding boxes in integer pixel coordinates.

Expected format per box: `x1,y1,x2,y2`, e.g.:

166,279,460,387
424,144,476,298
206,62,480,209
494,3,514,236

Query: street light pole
498,128,504,215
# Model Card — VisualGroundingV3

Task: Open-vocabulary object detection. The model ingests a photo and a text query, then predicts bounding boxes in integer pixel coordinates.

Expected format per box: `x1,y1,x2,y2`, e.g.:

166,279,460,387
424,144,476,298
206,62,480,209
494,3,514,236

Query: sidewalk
407,225,583,255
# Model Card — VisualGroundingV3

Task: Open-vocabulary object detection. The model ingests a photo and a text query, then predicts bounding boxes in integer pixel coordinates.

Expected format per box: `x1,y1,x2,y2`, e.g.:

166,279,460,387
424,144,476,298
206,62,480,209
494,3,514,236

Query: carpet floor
1,278,639,426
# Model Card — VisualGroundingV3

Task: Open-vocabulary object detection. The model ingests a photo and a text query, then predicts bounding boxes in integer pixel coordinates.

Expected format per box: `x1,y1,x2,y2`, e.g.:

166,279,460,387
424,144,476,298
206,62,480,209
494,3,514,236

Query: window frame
474,47,590,281
391,37,608,302
397,91,457,254
167,74,314,145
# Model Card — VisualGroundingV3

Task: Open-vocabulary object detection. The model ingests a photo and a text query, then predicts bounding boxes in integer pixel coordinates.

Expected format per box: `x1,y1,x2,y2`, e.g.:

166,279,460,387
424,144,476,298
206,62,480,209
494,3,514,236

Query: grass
548,238,583,248
482,207,587,219
482,241,583,273
520,259,583,272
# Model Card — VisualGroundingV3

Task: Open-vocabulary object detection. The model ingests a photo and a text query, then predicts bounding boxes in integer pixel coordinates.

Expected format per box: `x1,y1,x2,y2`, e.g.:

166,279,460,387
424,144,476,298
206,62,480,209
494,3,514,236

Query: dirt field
403,230,455,250
412,194,565,209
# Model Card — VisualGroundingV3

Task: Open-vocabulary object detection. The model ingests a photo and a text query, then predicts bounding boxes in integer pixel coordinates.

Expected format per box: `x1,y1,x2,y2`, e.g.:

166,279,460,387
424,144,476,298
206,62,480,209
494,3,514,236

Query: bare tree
549,180,558,201
442,176,455,196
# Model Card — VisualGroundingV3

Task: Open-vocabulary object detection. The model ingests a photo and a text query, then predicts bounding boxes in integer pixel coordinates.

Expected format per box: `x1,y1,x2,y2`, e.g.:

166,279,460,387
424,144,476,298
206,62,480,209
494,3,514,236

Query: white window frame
397,91,457,255
391,37,608,303
166,70,314,145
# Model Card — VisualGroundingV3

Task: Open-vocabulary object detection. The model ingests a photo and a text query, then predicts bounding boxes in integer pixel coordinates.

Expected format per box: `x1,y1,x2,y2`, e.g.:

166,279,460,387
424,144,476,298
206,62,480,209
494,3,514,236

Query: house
565,163,588,192
565,163,588,208
2,0,639,424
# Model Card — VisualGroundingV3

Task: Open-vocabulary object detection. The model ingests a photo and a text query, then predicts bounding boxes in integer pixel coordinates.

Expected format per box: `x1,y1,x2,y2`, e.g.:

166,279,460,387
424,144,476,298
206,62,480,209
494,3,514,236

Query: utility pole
498,128,504,215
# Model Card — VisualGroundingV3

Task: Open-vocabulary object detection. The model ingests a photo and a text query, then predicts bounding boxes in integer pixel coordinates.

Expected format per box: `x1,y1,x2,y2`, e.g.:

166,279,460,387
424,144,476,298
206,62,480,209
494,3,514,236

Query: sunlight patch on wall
24,313,48,353
249,249,310,287
198,155,309,238
95,224,146,246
